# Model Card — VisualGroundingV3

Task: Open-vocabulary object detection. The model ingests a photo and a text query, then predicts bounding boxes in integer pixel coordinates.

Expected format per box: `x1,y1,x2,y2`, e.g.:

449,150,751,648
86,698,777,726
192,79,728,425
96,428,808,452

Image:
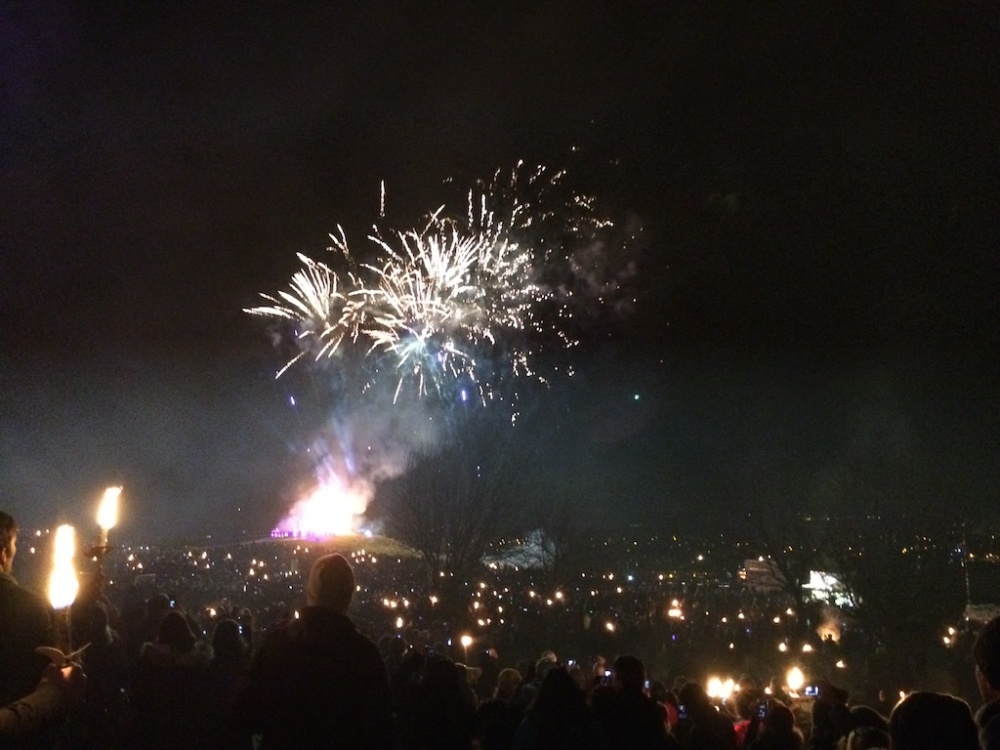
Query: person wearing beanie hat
238,553,392,749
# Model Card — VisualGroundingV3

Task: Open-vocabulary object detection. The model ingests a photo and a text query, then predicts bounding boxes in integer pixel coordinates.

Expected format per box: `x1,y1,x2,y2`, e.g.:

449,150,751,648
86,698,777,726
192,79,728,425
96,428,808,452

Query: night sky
2,3,997,539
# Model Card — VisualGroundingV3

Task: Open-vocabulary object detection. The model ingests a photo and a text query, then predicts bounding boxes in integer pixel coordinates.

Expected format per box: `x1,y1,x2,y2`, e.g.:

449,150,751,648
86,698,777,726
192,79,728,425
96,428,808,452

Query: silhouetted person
512,666,611,750
204,619,251,750
477,667,525,750
593,654,677,750
126,609,211,749
888,691,978,750
0,512,55,707
238,553,392,749
675,681,738,750
745,703,803,750
403,656,477,750
69,600,129,749
974,615,1000,750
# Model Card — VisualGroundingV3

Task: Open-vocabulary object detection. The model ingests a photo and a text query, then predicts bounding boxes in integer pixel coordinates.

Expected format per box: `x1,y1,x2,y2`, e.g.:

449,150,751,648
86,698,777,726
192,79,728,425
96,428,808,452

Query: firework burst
246,161,627,407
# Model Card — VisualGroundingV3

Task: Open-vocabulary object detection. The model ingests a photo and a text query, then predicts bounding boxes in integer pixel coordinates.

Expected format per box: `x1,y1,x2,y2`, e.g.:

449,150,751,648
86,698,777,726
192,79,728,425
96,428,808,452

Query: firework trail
246,160,629,407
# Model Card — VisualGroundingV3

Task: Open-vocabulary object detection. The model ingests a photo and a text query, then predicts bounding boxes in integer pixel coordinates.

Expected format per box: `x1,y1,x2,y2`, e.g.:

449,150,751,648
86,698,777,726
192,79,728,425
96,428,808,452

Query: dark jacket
127,641,212,749
594,690,678,750
239,607,393,750
0,573,55,707
977,697,1000,750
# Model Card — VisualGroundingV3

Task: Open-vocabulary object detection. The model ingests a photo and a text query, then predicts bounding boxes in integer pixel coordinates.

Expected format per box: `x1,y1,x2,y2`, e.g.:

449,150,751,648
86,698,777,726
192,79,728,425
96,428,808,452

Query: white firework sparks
246,161,620,404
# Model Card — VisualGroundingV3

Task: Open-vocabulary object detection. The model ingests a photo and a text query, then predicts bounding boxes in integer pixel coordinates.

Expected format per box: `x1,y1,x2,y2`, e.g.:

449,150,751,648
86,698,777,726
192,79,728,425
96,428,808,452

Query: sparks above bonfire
246,161,623,407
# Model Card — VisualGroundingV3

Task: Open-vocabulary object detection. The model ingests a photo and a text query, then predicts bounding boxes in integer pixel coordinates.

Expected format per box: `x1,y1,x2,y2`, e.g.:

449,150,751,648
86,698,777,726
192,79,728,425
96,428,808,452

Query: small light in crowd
786,667,805,693
835,660,846,669
395,617,404,629
707,677,722,698
605,622,616,633
786,608,794,616
773,616,781,624
802,644,814,653
729,642,735,650
778,643,788,653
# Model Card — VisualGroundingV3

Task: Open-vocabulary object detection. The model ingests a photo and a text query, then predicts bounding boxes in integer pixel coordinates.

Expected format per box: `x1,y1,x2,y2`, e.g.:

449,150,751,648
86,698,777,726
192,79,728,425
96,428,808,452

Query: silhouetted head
762,703,796,736
157,610,197,653
496,668,522,700
612,654,646,693
212,619,246,662
306,553,355,613
889,691,977,750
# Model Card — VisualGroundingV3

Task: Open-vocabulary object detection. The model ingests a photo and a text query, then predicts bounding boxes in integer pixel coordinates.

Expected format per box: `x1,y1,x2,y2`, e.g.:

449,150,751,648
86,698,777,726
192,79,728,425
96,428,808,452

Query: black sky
1,3,997,538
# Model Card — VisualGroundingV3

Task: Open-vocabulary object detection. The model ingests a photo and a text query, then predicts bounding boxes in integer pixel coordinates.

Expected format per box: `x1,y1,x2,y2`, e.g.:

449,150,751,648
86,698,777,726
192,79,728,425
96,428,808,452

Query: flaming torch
96,486,121,549
90,486,121,581
47,524,79,651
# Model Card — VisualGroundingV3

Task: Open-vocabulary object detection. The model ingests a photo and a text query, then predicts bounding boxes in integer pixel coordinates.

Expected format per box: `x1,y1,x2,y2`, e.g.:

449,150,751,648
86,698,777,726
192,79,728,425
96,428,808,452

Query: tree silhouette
377,416,533,591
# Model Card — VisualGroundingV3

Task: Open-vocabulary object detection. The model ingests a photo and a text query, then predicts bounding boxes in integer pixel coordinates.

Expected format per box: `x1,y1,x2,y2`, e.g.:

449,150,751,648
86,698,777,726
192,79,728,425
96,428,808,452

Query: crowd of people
3,510,999,749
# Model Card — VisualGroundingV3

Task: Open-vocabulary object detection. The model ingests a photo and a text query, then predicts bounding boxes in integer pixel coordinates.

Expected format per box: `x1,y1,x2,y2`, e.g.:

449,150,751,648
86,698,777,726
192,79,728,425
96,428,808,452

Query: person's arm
0,664,85,741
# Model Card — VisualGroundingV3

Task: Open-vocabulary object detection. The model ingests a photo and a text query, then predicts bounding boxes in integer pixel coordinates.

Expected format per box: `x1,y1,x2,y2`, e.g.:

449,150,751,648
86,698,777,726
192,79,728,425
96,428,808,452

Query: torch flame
97,486,122,532
47,525,79,610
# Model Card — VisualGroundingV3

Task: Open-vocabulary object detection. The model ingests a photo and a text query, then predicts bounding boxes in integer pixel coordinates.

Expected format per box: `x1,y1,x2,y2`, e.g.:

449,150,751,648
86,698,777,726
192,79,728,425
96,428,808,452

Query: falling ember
47,525,79,610
270,476,369,539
